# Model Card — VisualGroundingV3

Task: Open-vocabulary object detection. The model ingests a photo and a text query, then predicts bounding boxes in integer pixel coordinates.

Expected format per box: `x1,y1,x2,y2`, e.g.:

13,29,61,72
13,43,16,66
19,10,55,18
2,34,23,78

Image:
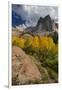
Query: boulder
12,46,41,85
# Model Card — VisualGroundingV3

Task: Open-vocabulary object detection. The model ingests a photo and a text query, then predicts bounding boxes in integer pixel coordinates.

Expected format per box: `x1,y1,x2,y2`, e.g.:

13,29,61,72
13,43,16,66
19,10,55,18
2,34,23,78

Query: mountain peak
37,17,44,27
36,15,53,32
44,14,51,19
37,15,51,27
25,15,56,34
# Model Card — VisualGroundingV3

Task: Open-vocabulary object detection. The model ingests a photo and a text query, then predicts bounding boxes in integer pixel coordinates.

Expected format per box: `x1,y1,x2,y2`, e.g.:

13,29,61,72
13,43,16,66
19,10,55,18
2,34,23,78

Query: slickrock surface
12,46,41,85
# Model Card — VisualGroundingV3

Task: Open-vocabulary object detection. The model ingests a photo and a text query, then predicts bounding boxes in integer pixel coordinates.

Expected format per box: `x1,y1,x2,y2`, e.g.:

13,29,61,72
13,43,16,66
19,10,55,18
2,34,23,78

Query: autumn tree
12,36,25,48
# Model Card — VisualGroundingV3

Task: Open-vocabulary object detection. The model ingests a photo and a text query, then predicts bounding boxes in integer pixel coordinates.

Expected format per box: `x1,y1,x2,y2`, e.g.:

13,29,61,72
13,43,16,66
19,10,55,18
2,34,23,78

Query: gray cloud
12,4,58,27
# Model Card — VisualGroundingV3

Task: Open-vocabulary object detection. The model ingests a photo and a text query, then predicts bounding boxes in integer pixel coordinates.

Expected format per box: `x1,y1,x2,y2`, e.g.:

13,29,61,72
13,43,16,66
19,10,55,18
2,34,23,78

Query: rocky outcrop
36,15,53,32
24,15,58,35
12,46,41,85
12,46,56,85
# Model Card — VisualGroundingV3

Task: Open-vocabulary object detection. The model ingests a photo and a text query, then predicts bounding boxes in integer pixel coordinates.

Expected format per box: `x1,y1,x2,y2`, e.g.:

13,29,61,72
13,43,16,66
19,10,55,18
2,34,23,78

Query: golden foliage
12,35,58,54
25,37,33,47
39,36,55,49
32,36,39,48
39,36,49,49
12,36,25,48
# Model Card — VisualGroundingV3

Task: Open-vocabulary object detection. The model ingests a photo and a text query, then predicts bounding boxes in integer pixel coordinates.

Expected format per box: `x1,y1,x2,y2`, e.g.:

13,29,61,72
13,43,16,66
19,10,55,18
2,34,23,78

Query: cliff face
25,15,58,35
36,15,53,32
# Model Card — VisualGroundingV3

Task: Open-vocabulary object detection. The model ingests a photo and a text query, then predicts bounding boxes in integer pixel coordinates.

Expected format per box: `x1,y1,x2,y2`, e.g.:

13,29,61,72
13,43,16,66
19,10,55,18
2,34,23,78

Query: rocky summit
25,15,58,35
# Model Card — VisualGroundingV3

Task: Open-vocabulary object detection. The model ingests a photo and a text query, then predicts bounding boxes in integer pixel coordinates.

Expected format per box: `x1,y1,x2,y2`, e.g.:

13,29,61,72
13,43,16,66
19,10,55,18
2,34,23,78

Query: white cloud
17,24,26,29
12,5,58,27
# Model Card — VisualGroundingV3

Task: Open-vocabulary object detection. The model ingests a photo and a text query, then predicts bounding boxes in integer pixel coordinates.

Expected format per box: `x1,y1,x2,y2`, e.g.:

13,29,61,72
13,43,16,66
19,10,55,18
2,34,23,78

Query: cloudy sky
12,4,58,28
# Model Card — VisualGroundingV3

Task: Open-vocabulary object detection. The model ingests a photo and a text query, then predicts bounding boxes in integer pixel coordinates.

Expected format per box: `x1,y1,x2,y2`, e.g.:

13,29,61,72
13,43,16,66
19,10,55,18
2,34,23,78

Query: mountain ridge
24,15,58,35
